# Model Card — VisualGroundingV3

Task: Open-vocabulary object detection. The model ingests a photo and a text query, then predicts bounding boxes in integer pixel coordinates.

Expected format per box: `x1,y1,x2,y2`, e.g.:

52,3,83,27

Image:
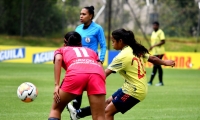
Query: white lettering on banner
0,48,25,61
33,51,54,63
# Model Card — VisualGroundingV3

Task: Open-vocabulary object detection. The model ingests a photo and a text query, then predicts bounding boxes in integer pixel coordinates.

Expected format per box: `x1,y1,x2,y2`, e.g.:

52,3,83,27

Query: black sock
158,65,163,83
76,106,91,118
48,118,60,120
149,65,158,83
73,95,82,110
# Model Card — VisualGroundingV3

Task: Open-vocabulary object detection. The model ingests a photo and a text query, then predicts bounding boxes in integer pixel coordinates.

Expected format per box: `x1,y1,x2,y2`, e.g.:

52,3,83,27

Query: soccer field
0,63,199,120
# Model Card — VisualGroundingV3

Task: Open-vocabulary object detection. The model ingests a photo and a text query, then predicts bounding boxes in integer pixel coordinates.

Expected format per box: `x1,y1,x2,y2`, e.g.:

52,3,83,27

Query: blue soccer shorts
112,88,140,114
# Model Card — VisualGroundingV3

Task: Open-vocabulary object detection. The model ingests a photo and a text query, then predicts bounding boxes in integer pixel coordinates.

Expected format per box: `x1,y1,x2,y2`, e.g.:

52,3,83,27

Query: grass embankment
136,35,200,52
0,35,199,52
0,35,63,47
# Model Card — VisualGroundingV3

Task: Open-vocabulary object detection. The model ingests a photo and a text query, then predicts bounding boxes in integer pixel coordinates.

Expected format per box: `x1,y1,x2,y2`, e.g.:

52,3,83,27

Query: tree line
0,0,79,36
0,0,199,37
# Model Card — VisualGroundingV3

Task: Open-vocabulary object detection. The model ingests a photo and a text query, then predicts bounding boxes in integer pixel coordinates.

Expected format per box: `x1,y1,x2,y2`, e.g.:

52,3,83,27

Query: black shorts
112,88,140,114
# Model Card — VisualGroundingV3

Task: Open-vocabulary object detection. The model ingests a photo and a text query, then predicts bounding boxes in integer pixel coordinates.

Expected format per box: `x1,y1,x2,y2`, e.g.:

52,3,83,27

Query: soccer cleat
155,82,164,86
66,103,79,120
147,82,152,86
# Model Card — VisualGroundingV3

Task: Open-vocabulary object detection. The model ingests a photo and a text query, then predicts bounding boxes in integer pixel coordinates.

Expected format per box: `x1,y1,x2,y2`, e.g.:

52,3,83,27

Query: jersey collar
83,21,93,29
122,45,129,50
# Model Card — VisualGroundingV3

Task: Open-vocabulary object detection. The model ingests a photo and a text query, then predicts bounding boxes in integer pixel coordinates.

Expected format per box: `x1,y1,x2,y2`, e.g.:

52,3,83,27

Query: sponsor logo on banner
0,48,25,61
33,51,54,63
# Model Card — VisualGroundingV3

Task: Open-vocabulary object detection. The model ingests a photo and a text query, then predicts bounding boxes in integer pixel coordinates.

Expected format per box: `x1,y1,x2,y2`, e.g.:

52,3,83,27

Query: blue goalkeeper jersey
75,22,107,62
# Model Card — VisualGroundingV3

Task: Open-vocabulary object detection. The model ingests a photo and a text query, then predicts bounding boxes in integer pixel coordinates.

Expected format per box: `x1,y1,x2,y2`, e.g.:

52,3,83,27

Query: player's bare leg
48,89,77,119
105,96,113,108
105,102,118,120
88,94,106,120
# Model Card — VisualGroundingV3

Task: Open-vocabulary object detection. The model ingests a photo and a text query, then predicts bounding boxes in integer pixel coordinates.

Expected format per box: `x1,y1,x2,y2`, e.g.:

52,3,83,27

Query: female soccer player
76,5,106,63
67,28,175,120
48,31,106,120
148,21,166,86
72,5,107,111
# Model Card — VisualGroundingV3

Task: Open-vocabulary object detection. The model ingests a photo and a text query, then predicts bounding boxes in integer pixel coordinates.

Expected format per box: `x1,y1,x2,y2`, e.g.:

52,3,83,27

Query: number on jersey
131,57,146,79
73,48,89,57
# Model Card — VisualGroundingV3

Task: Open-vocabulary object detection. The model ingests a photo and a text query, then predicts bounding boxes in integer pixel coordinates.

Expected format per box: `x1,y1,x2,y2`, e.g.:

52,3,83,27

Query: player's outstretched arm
148,56,175,67
105,69,113,77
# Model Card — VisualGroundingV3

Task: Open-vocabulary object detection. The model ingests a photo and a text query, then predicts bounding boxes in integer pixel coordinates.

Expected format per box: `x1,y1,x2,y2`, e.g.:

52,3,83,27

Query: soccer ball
17,82,38,103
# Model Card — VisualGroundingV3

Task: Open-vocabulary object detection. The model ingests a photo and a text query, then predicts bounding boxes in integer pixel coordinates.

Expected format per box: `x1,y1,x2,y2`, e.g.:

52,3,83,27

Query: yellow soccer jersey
151,29,165,55
108,46,149,101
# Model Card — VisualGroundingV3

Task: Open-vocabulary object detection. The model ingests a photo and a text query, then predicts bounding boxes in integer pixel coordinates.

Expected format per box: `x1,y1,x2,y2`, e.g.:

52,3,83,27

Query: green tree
0,0,21,35
158,0,198,37
23,0,63,36
0,0,80,36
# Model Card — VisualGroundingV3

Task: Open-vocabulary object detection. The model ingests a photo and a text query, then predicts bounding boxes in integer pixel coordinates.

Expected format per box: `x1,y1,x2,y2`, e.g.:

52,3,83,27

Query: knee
105,109,111,117
105,108,109,114
105,108,115,117
105,99,110,105
105,98,112,108
105,110,115,119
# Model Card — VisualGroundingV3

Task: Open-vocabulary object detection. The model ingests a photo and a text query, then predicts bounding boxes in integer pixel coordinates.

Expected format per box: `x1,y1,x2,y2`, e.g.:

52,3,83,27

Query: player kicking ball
66,28,175,120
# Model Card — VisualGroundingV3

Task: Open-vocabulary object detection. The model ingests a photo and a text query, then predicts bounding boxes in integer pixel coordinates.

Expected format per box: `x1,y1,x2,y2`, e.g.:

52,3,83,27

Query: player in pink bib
48,31,106,120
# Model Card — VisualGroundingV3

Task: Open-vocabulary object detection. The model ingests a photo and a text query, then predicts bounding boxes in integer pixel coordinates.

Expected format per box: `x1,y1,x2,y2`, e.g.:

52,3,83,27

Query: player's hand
100,61,104,65
164,60,175,67
53,85,60,103
97,60,104,65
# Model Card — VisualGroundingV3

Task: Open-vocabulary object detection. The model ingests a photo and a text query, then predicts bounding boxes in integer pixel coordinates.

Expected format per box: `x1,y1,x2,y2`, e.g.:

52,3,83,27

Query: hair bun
90,6,94,11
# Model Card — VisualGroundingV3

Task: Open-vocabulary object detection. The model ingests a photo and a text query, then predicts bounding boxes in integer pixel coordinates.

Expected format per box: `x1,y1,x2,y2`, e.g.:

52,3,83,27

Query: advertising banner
146,52,200,69
0,45,108,66
1,45,199,69
108,50,200,69
0,45,55,64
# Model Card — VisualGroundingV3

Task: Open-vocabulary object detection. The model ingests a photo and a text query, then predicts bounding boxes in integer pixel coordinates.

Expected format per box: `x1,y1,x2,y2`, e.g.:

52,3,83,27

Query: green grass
135,35,200,53
0,63,200,120
0,35,63,47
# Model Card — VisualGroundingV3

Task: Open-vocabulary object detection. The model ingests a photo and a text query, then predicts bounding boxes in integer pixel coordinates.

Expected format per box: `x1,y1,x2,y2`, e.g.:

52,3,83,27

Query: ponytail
112,28,149,57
